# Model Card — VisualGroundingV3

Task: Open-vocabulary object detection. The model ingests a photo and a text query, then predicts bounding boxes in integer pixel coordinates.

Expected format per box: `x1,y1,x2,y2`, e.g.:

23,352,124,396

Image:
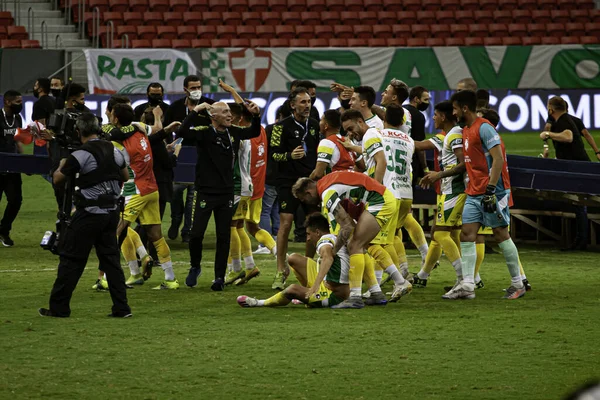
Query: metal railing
41,20,48,48
121,33,130,49
105,20,114,48
1,0,21,25
55,34,63,49
91,7,100,48
27,7,34,39
77,0,85,39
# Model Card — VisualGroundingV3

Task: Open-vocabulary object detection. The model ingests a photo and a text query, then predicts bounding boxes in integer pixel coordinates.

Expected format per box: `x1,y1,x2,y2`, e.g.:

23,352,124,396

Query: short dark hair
385,103,404,127
323,109,341,130
37,78,51,94
51,75,64,85
76,112,101,137
305,212,330,233
3,89,21,104
354,86,376,108
229,102,253,122
389,79,409,103
184,75,201,88
297,80,317,90
112,103,135,127
289,87,309,103
276,105,291,120
477,108,500,128
340,109,365,124
107,95,131,112
450,90,477,112
457,77,477,91
476,89,490,109
146,82,164,94
289,79,302,91
409,86,428,102
63,83,86,99
548,96,566,112
434,101,456,123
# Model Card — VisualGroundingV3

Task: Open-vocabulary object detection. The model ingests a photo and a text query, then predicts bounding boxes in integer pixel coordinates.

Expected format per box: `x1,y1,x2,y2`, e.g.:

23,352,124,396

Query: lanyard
293,117,309,143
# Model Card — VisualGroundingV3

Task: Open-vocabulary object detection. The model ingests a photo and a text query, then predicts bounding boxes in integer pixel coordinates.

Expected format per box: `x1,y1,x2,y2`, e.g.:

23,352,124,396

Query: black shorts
276,185,302,215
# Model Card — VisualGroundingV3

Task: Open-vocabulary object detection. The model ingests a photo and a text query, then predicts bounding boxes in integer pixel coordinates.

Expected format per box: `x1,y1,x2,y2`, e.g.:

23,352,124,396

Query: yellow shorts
123,191,161,225
306,258,334,307
396,198,413,229
245,198,262,224
436,193,467,227
232,196,250,220
367,189,398,245
478,225,510,235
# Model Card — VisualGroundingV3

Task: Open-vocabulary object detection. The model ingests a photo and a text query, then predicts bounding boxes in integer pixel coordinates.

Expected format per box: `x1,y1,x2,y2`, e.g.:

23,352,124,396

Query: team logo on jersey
464,138,469,150
294,130,300,138
281,201,287,209
257,143,265,156
229,48,272,91
228,200,233,208
140,137,148,151
199,200,206,209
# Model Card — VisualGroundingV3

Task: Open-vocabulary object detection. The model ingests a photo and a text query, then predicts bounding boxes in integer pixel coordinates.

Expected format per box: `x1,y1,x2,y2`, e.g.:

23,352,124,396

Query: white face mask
188,89,202,101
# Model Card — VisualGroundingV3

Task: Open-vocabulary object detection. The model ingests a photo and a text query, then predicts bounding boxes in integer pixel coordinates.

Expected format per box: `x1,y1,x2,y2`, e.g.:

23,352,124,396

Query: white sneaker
390,281,412,302
253,246,270,255
237,295,259,307
442,283,475,300
271,245,277,256
362,290,371,299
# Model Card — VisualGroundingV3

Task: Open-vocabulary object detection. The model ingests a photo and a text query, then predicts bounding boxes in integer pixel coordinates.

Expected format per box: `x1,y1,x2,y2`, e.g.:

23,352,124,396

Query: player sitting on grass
237,213,350,308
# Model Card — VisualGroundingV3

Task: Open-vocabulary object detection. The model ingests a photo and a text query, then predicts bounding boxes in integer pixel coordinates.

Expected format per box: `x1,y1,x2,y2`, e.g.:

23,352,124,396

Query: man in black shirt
270,88,320,290
177,100,261,291
0,90,24,247
50,76,64,101
405,86,430,183
134,82,169,122
32,78,55,125
280,80,320,122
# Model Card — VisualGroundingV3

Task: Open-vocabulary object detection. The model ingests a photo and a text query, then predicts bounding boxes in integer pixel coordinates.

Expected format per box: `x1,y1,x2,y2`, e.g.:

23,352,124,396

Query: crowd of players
1,73,597,313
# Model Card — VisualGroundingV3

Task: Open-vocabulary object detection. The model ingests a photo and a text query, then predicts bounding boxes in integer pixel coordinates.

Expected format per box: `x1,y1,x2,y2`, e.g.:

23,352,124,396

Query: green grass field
1,133,599,399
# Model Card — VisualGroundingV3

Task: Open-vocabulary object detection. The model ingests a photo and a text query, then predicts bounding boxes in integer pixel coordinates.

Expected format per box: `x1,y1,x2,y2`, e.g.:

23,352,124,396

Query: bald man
177,99,262,290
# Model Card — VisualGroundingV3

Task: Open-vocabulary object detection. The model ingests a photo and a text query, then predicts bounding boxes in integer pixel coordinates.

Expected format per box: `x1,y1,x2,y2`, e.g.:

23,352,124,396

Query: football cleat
153,279,179,290
503,285,526,300
362,290,371,299
253,246,271,255
475,280,485,289
364,291,388,306
271,271,286,290
523,279,532,291
141,255,154,281
225,269,245,286
412,276,428,288
330,296,365,309
390,281,412,302
92,278,109,291
442,284,475,300
126,274,144,285
237,295,259,307
236,267,261,286
444,280,461,293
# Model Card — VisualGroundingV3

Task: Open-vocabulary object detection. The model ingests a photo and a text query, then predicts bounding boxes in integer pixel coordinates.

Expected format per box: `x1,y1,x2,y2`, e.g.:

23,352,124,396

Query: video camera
46,110,82,151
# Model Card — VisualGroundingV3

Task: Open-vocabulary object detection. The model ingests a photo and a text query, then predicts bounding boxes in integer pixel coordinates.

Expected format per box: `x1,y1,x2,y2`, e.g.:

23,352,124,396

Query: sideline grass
1,133,599,399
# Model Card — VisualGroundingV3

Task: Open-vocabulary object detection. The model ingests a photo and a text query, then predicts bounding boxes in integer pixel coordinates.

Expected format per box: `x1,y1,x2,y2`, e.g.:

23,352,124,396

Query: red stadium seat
211,38,231,47
136,26,156,40
508,24,527,37
21,39,40,48
464,37,484,46
355,25,373,39
329,38,348,47
492,10,512,24
469,24,488,38
392,24,411,38
425,38,445,47
473,11,493,24
561,37,580,45
454,10,473,24
301,11,321,26
103,12,124,25
422,0,441,10
310,38,330,47
7,26,27,40
348,38,369,46
502,37,522,46
373,25,392,38
576,0,594,9
268,0,288,12
191,39,212,48
1,39,21,48
384,0,406,11
416,11,436,25
538,0,555,10
250,38,270,47
256,25,275,38
377,11,398,25
445,37,464,46
197,26,217,39
262,12,281,25
480,0,497,10
344,0,363,11
248,0,268,11
288,0,307,11
367,38,387,47
580,36,600,44
117,26,137,41
497,0,517,9
216,26,236,39
172,39,191,48
0,12,14,26
184,12,204,25
442,0,460,10
326,0,344,11
341,12,361,26
109,0,129,12
289,38,309,47
412,24,430,39
169,0,188,12
242,12,262,25
460,0,479,11
87,0,110,14
566,23,586,37
585,22,600,36
430,24,450,38
230,38,251,47
157,26,177,39
229,0,249,12
547,23,566,37
236,26,256,39
282,12,302,25
531,10,551,24
386,38,407,46
483,37,503,46
556,0,572,8
131,39,151,48
275,25,295,39
314,25,334,39
149,0,169,12
541,37,560,45
177,26,197,40
209,0,229,12
396,11,416,25
527,24,547,37
512,10,532,24
202,12,222,25
334,25,354,39
519,0,537,10
588,9,600,23
295,25,313,38
489,23,508,37
164,12,184,26
223,12,242,25
143,12,163,26
364,0,383,11
123,12,142,25
407,38,426,47
0,26,7,40
306,0,327,11
189,0,210,11
152,39,172,48
360,11,378,25
550,10,570,23
321,12,340,25
450,24,469,38
435,11,455,23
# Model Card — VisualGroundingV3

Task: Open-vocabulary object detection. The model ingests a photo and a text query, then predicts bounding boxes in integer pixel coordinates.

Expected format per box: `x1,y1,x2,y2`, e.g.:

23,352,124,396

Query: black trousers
0,173,22,235
49,209,130,317
189,192,232,280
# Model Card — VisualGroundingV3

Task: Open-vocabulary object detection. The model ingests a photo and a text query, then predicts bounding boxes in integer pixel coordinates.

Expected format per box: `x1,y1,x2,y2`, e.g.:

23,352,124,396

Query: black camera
40,229,60,255
47,110,82,151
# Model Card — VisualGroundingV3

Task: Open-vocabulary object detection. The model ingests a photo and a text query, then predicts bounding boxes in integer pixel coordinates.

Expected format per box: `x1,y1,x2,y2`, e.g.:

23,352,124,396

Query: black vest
75,140,122,189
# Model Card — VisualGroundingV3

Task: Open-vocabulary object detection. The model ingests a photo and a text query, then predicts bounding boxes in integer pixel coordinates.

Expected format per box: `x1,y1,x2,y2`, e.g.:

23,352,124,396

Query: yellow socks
264,291,291,307
121,233,139,275
152,237,175,280
348,253,365,298
421,239,442,275
237,227,256,270
404,213,428,262
434,230,462,279
255,228,276,252
230,227,241,272
394,235,409,277
363,252,381,292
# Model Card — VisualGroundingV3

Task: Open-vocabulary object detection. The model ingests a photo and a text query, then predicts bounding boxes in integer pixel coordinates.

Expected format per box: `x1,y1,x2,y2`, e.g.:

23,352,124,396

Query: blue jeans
259,184,279,237
170,183,194,235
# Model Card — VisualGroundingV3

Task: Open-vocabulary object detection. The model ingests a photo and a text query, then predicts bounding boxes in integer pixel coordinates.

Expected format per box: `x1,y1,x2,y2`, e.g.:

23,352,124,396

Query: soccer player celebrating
445,90,526,300
349,86,384,130
373,78,412,135
412,101,466,288
237,213,349,308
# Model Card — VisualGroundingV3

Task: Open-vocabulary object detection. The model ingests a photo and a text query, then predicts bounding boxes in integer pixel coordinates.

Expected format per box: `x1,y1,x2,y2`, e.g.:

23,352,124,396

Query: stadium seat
143,12,163,26
164,12,184,26
464,37,484,46
412,24,430,38
152,39,172,48
103,12,124,25
442,0,460,10
566,23,586,37
360,12,378,25
321,12,340,25
576,0,594,9
445,37,465,46
392,24,411,38
131,39,151,48
489,24,508,37
211,38,231,47
229,0,249,12
310,38,329,47
363,0,383,11
591,9,600,23
289,38,309,47
460,0,479,11
422,0,441,10
585,22,600,36
256,25,275,38
384,0,407,11
377,11,398,25
127,0,148,11
177,26,197,40
483,37,503,46
480,0,497,10
314,25,334,38
373,25,392,38
202,12,222,25
531,10,551,24
301,11,321,26
355,25,372,39
230,38,251,47
469,24,488,38
396,11,416,25
172,39,191,48
406,38,426,47
169,0,188,11
325,0,344,11
306,0,327,11
282,12,302,25
521,36,541,45
550,10,570,23
242,12,262,25
450,24,469,38
109,0,129,12
329,38,347,47
288,0,307,11
538,0,555,10
580,36,600,44
149,0,169,12
295,25,313,38
0,12,14,26
502,37,522,46
528,24,547,37
416,11,436,25
248,0,268,11
87,0,110,14
197,26,218,39
367,38,387,47
511,10,531,24
348,38,368,46
223,12,242,25
190,39,211,48
508,24,527,37
0,26,8,39
216,26,236,39
497,0,517,9
430,24,450,38
157,26,177,39
454,10,473,24
344,0,363,11
519,0,537,10
189,0,210,11
435,11,455,23
236,26,256,39
21,39,41,48
136,26,156,40
123,12,143,25
541,37,560,44
275,25,295,39
493,10,512,24
268,0,288,12
334,25,354,39
1,39,21,48
209,0,228,12
386,38,407,46
262,12,281,25
425,38,445,47
250,38,270,47
473,10,493,24
547,23,566,38
560,37,580,45
7,26,28,40
341,12,361,26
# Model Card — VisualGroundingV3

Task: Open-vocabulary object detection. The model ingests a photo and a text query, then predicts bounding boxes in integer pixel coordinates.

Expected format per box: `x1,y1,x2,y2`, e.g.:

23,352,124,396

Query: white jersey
427,126,467,195
399,106,412,136
235,139,253,197
365,114,384,130
316,233,350,284
379,128,415,200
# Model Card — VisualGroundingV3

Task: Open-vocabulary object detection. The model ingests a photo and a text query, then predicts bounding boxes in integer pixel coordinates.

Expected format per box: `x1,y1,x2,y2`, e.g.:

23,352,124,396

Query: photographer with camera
134,82,169,122
39,113,131,318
